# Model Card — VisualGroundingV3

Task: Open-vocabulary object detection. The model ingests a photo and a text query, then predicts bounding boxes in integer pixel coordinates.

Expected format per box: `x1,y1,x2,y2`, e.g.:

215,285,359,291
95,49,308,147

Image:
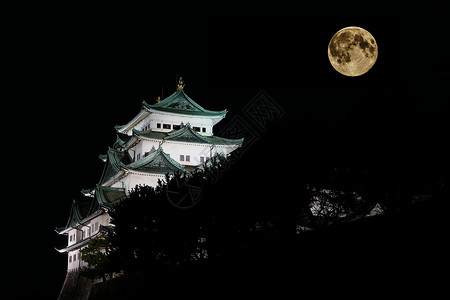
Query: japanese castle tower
56,79,243,271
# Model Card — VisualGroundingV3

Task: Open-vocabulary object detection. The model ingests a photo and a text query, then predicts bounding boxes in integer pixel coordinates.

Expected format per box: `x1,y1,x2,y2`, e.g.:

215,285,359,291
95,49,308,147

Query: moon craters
328,27,378,76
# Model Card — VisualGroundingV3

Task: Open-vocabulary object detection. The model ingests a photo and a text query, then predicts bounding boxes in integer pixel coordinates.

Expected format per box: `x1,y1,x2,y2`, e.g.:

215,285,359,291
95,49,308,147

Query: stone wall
57,270,92,300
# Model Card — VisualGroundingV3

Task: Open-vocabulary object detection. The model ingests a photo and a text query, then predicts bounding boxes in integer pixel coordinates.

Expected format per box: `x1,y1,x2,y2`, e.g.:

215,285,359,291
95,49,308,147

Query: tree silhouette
103,154,235,276
79,152,444,283
297,167,381,231
79,234,113,282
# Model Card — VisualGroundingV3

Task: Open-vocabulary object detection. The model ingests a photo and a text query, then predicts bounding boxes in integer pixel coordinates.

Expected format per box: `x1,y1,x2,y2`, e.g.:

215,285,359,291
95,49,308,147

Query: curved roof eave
143,88,227,117
115,108,150,134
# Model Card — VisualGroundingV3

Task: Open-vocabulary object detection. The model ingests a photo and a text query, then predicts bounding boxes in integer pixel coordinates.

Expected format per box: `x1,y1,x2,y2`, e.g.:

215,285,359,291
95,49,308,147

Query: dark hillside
61,191,446,299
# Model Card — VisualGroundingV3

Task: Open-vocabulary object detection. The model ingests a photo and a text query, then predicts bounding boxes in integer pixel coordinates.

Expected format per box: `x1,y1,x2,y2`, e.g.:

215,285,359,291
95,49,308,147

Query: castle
55,79,243,272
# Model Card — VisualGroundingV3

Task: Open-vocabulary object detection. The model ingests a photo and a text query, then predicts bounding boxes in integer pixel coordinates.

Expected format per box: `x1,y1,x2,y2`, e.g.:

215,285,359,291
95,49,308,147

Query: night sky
4,12,449,298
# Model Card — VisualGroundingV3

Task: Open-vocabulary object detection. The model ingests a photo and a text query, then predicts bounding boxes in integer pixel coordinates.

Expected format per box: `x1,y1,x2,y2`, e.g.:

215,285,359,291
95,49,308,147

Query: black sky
4,13,449,298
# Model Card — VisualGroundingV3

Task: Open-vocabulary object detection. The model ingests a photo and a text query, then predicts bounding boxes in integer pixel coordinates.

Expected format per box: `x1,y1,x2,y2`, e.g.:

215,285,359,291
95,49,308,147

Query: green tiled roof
164,124,244,146
55,198,97,233
114,109,149,133
113,132,133,148
56,186,126,233
98,148,132,185
143,88,227,117
164,123,210,144
204,135,244,146
134,124,244,147
95,185,126,208
99,146,185,185
132,129,168,140
125,146,185,174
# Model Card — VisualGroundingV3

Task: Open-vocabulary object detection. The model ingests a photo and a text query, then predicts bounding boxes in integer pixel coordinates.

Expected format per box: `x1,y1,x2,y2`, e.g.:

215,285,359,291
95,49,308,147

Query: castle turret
56,83,243,272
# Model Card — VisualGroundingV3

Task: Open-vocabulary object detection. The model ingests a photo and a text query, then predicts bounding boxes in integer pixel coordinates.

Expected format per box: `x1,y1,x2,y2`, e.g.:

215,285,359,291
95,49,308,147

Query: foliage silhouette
79,234,113,282
79,153,446,281
104,154,244,276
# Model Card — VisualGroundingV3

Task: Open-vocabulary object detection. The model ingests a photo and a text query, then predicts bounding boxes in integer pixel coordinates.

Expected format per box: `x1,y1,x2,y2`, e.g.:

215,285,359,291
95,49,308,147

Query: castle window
200,156,204,163
163,124,171,129
193,126,200,132
73,254,77,262
202,127,206,133
69,256,72,263
173,124,181,130
180,155,184,161
157,123,161,128
186,155,190,162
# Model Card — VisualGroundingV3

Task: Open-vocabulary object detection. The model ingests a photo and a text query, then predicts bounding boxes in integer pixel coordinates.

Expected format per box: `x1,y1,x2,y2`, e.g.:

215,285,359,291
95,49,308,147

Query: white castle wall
144,112,215,136
126,173,165,192
66,214,111,271
161,142,212,166
132,140,236,167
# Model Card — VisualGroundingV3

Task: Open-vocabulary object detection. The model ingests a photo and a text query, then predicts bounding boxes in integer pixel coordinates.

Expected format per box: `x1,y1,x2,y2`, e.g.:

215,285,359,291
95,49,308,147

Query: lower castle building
55,81,243,272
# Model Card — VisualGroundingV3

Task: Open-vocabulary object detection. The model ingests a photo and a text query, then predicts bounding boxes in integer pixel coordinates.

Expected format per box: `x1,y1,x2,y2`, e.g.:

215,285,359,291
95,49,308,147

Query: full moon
328,26,378,76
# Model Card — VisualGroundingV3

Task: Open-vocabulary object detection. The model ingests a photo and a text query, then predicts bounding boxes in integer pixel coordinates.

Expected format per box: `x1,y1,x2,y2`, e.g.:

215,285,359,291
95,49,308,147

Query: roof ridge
143,89,227,117
132,128,168,140
124,146,185,173
164,123,210,144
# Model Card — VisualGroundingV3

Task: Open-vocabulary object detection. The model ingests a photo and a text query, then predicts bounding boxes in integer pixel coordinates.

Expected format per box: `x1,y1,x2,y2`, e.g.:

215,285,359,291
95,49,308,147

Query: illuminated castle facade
55,80,243,271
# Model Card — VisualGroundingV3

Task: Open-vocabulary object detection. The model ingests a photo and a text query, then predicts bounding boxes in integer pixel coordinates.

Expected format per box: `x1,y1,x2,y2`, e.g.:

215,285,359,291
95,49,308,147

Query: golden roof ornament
177,77,185,90
156,96,161,103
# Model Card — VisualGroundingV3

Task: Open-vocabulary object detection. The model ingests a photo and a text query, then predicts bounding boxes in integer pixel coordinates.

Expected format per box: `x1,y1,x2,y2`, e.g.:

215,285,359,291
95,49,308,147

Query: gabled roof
125,146,185,175
115,88,227,134
55,198,98,234
95,185,126,208
113,132,133,149
113,129,165,151
164,123,244,146
143,88,227,117
99,146,185,185
98,148,133,185
56,186,126,234
204,135,245,146
133,124,243,147
132,128,168,141
164,123,211,144
114,108,150,134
